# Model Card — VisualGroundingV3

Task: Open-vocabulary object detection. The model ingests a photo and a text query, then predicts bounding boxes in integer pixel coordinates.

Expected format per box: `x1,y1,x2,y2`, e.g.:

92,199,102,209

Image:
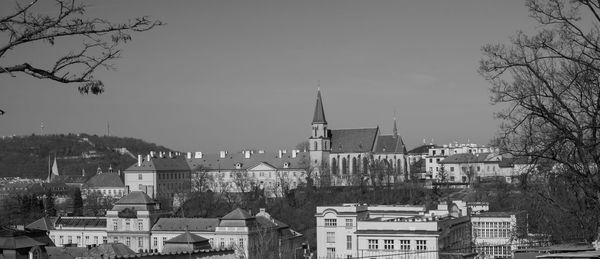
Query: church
308,90,409,186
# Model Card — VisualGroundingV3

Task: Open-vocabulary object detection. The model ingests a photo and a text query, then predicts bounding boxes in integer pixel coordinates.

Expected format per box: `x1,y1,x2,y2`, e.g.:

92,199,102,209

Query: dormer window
235,163,242,169
283,162,290,169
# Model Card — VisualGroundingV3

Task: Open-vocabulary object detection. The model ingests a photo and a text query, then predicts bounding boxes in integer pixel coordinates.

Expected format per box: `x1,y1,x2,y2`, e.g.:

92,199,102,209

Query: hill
0,133,174,178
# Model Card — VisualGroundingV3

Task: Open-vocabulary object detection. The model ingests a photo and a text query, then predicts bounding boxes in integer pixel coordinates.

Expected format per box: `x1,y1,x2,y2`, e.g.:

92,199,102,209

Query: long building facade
27,191,304,259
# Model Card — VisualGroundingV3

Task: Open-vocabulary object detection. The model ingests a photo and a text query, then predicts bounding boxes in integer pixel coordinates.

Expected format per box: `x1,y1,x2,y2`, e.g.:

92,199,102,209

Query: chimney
258,150,265,154
292,150,298,158
244,151,251,159
137,155,142,166
278,150,282,158
220,151,227,158
282,149,287,154
194,152,203,159
187,152,192,159
168,152,172,158
150,151,155,158
146,154,150,162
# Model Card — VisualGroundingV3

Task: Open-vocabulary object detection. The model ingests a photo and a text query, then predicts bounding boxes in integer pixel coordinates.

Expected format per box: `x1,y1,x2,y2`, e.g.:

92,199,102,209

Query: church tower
309,89,331,169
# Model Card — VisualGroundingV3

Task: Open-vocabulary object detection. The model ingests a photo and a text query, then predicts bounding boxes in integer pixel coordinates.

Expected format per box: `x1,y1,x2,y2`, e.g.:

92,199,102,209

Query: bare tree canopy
479,0,600,240
0,0,163,95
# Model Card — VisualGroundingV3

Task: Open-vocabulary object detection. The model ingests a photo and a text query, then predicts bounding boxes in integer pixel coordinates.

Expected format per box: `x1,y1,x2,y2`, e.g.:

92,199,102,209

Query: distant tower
97,165,102,175
309,89,331,170
393,117,398,138
40,121,44,135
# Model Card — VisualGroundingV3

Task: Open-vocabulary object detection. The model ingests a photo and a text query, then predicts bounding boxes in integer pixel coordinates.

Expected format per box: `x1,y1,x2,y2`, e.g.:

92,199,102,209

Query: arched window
341,157,348,175
352,157,358,175
362,157,369,175
331,158,338,175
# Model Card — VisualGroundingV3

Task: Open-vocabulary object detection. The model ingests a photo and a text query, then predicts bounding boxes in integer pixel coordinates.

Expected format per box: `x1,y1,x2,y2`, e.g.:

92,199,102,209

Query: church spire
312,89,327,124
393,117,398,137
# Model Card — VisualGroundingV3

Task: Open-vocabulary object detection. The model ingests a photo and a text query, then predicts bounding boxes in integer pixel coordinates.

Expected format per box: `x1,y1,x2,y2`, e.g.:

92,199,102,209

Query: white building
81,170,127,200
187,150,310,197
425,143,496,180
315,202,476,259
28,192,304,259
471,211,528,259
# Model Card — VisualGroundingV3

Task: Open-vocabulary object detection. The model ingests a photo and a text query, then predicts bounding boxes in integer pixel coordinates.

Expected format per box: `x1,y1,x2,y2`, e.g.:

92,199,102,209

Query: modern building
471,211,528,259
315,202,476,259
308,90,410,187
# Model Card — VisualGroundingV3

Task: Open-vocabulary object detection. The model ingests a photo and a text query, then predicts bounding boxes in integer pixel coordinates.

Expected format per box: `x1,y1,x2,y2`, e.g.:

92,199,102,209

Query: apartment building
425,143,496,180
316,202,477,258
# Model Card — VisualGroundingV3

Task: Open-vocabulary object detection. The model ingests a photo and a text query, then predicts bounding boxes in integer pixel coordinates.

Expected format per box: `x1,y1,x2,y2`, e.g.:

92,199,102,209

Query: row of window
112,219,144,231
84,189,124,196
324,218,353,228
477,245,511,258
473,222,512,238
210,171,303,178
367,239,426,251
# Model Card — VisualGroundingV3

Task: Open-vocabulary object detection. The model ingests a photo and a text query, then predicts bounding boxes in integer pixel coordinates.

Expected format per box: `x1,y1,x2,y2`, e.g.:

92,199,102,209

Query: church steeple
312,90,327,124
393,117,398,138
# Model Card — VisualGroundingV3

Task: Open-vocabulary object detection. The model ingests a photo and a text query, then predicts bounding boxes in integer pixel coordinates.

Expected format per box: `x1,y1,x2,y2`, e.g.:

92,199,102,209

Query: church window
331,158,338,175
341,157,348,175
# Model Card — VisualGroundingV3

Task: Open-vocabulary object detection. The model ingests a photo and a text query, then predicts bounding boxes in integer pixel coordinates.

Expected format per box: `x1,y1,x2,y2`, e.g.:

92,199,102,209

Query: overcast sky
0,0,536,152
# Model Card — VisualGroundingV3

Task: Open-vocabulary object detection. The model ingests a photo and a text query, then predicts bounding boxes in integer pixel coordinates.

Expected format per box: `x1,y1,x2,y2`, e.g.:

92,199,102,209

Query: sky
0,0,536,153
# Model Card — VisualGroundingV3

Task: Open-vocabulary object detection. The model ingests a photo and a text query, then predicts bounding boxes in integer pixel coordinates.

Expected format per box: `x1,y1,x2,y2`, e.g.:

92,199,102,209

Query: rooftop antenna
40,121,44,135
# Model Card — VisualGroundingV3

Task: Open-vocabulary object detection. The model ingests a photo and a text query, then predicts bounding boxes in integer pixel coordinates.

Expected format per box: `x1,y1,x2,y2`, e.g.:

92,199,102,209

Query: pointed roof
84,173,124,188
221,208,253,220
26,217,56,231
312,90,327,124
165,231,208,244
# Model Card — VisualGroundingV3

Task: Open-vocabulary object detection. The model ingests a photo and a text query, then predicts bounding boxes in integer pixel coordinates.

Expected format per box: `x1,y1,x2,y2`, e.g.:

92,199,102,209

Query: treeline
0,133,172,178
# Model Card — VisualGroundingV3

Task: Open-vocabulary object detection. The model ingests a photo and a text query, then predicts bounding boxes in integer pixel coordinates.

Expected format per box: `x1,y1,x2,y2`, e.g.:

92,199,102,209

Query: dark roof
26,217,56,231
165,232,208,244
125,157,191,172
54,217,106,228
115,191,154,205
354,229,440,235
374,135,407,154
84,173,124,188
439,153,491,164
407,144,437,155
0,227,50,249
87,243,136,258
152,218,219,232
222,208,253,220
186,151,309,171
312,90,327,124
51,175,87,184
472,211,524,218
330,128,378,153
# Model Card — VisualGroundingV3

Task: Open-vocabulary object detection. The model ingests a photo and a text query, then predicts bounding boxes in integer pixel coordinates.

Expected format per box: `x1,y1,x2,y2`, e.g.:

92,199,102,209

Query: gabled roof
152,218,219,232
26,217,56,231
222,208,253,220
166,232,208,244
115,191,154,205
84,173,124,188
330,128,378,153
125,157,191,172
0,227,50,249
312,90,327,124
374,135,407,154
